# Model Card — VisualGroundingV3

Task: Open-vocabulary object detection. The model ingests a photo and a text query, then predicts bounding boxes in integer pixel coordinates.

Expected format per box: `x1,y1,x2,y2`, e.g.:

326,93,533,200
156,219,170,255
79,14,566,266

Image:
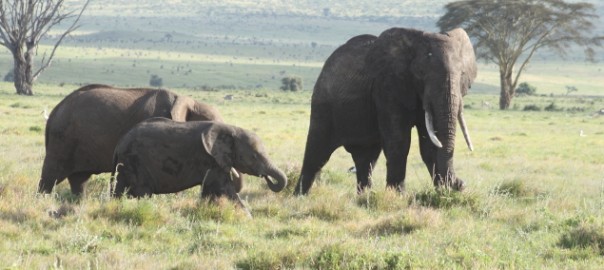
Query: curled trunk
264,163,288,192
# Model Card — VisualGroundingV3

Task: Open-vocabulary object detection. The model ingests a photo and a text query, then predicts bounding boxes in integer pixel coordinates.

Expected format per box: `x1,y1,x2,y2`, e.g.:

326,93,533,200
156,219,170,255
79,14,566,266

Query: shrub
516,82,537,96
4,69,14,82
559,223,604,254
523,104,541,111
280,76,303,91
149,74,163,87
544,102,562,112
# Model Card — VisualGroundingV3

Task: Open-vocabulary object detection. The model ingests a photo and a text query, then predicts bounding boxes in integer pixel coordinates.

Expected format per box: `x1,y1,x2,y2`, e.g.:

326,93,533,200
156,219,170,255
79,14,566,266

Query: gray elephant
111,118,287,212
39,84,233,195
294,27,476,195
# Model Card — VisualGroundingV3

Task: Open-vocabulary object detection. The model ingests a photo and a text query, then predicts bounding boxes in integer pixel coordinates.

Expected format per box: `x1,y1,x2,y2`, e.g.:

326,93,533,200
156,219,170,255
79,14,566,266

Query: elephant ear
201,124,233,173
365,27,422,79
170,95,196,122
447,28,477,96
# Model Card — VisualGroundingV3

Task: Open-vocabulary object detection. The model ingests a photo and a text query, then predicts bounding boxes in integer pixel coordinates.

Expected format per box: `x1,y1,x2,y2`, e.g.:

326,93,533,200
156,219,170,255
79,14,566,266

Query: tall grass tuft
362,207,441,235
411,189,480,210
356,189,410,212
92,199,166,227
559,223,604,255
236,247,302,270
179,197,248,223
311,242,384,270
492,179,546,199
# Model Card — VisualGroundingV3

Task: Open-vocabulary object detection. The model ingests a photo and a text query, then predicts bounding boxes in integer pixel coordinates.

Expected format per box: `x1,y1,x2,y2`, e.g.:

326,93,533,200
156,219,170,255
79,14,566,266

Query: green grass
1,81,604,268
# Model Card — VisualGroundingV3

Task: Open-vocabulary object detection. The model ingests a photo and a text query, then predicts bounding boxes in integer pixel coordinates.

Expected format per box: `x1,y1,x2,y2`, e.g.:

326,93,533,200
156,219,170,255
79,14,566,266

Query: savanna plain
1,1,604,269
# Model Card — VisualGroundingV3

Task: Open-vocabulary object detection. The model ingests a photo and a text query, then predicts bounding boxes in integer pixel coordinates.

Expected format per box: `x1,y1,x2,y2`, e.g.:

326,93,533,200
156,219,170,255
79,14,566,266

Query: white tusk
458,111,474,151
230,168,240,179
425,111,443,148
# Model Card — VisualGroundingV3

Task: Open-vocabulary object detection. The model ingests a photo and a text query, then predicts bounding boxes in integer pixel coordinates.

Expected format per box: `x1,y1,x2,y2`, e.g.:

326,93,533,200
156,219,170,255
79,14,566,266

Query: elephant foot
453,178,465,191
434,177,465,192
385,182,405,193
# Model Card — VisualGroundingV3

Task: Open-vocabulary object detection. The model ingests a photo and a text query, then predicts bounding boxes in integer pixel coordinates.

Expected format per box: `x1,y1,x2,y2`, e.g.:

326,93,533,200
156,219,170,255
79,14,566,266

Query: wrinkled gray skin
295,28,477,195
112,118,287,213
38,84,237,195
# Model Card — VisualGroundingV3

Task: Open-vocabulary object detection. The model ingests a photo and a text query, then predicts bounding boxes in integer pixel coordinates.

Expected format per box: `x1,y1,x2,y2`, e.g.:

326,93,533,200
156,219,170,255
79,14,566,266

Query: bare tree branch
34,0,90,80
0,0,90,95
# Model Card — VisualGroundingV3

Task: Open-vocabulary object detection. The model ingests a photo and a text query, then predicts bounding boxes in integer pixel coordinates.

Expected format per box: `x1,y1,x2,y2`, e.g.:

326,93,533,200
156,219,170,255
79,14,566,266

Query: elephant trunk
263,163,288,192
432,87,461,189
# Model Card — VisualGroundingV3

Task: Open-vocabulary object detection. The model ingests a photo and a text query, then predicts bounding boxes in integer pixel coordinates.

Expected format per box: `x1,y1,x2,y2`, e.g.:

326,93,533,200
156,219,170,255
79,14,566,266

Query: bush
280,76,302,91
516,82,537,96
4,69,14,82
523,104,541,111
559,223,604,254
149,74,163,87
544,102,562,112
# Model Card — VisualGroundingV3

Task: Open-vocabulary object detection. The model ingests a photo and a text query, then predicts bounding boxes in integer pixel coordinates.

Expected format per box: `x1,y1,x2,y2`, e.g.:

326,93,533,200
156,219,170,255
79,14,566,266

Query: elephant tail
109,151,122,195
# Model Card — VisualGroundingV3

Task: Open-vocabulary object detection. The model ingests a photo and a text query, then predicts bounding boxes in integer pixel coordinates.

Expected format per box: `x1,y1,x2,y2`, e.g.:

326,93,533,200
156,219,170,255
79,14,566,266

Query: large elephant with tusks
295,27,477,195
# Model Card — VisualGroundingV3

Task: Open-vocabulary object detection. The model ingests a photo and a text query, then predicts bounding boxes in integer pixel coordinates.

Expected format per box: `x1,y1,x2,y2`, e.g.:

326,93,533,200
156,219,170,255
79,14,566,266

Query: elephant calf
112,118,287,212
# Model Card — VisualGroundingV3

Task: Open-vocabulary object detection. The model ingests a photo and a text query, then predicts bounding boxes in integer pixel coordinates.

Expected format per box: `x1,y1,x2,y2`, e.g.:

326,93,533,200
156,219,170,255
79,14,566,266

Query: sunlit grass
1,82,604,268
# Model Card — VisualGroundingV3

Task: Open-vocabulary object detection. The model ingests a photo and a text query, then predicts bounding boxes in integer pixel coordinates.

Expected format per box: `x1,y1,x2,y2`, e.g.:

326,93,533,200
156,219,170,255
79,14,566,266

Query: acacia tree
0,0,89,95
438,0,601,109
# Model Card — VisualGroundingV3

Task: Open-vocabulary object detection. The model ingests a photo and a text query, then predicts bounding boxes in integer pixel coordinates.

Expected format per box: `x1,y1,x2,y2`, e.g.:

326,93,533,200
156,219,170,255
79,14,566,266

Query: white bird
42,106,49,120
580,130,586,137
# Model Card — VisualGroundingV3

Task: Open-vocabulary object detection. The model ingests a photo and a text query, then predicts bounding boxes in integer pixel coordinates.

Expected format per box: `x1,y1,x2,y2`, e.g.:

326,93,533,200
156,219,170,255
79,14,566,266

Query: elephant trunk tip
264,175,287,192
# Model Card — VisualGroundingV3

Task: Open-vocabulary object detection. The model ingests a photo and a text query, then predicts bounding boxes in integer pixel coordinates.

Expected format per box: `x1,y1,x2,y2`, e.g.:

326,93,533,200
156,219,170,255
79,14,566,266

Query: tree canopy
438,0,602,109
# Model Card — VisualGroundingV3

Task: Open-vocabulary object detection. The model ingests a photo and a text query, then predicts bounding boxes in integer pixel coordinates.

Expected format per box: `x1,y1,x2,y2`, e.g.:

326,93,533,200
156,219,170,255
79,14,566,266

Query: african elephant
294,27,476,195
38,84,235,195
111,118,287,213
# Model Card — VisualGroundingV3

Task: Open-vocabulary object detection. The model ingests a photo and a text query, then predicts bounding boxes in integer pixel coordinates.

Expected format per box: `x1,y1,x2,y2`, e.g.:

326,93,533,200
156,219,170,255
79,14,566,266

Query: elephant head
201,124,287,192
367,27,477,189
171,95,224,122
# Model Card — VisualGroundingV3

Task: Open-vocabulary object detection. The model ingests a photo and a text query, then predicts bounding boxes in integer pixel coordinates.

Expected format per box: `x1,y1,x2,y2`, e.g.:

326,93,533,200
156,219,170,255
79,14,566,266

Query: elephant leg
295,123,337,195
67,172,91,196
38,157,68,194
383,136,412,192
344,143,381,194
378,112,413,192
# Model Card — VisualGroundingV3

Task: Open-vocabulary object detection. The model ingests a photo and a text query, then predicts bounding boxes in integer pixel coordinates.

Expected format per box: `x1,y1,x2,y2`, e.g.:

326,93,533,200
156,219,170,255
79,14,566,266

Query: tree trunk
499,69,514,110
12,47,34,96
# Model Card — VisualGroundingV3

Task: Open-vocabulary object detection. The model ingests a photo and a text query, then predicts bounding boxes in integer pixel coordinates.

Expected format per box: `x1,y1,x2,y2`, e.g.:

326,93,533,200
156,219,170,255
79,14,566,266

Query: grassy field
1,81,604,269
1,1,604,268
